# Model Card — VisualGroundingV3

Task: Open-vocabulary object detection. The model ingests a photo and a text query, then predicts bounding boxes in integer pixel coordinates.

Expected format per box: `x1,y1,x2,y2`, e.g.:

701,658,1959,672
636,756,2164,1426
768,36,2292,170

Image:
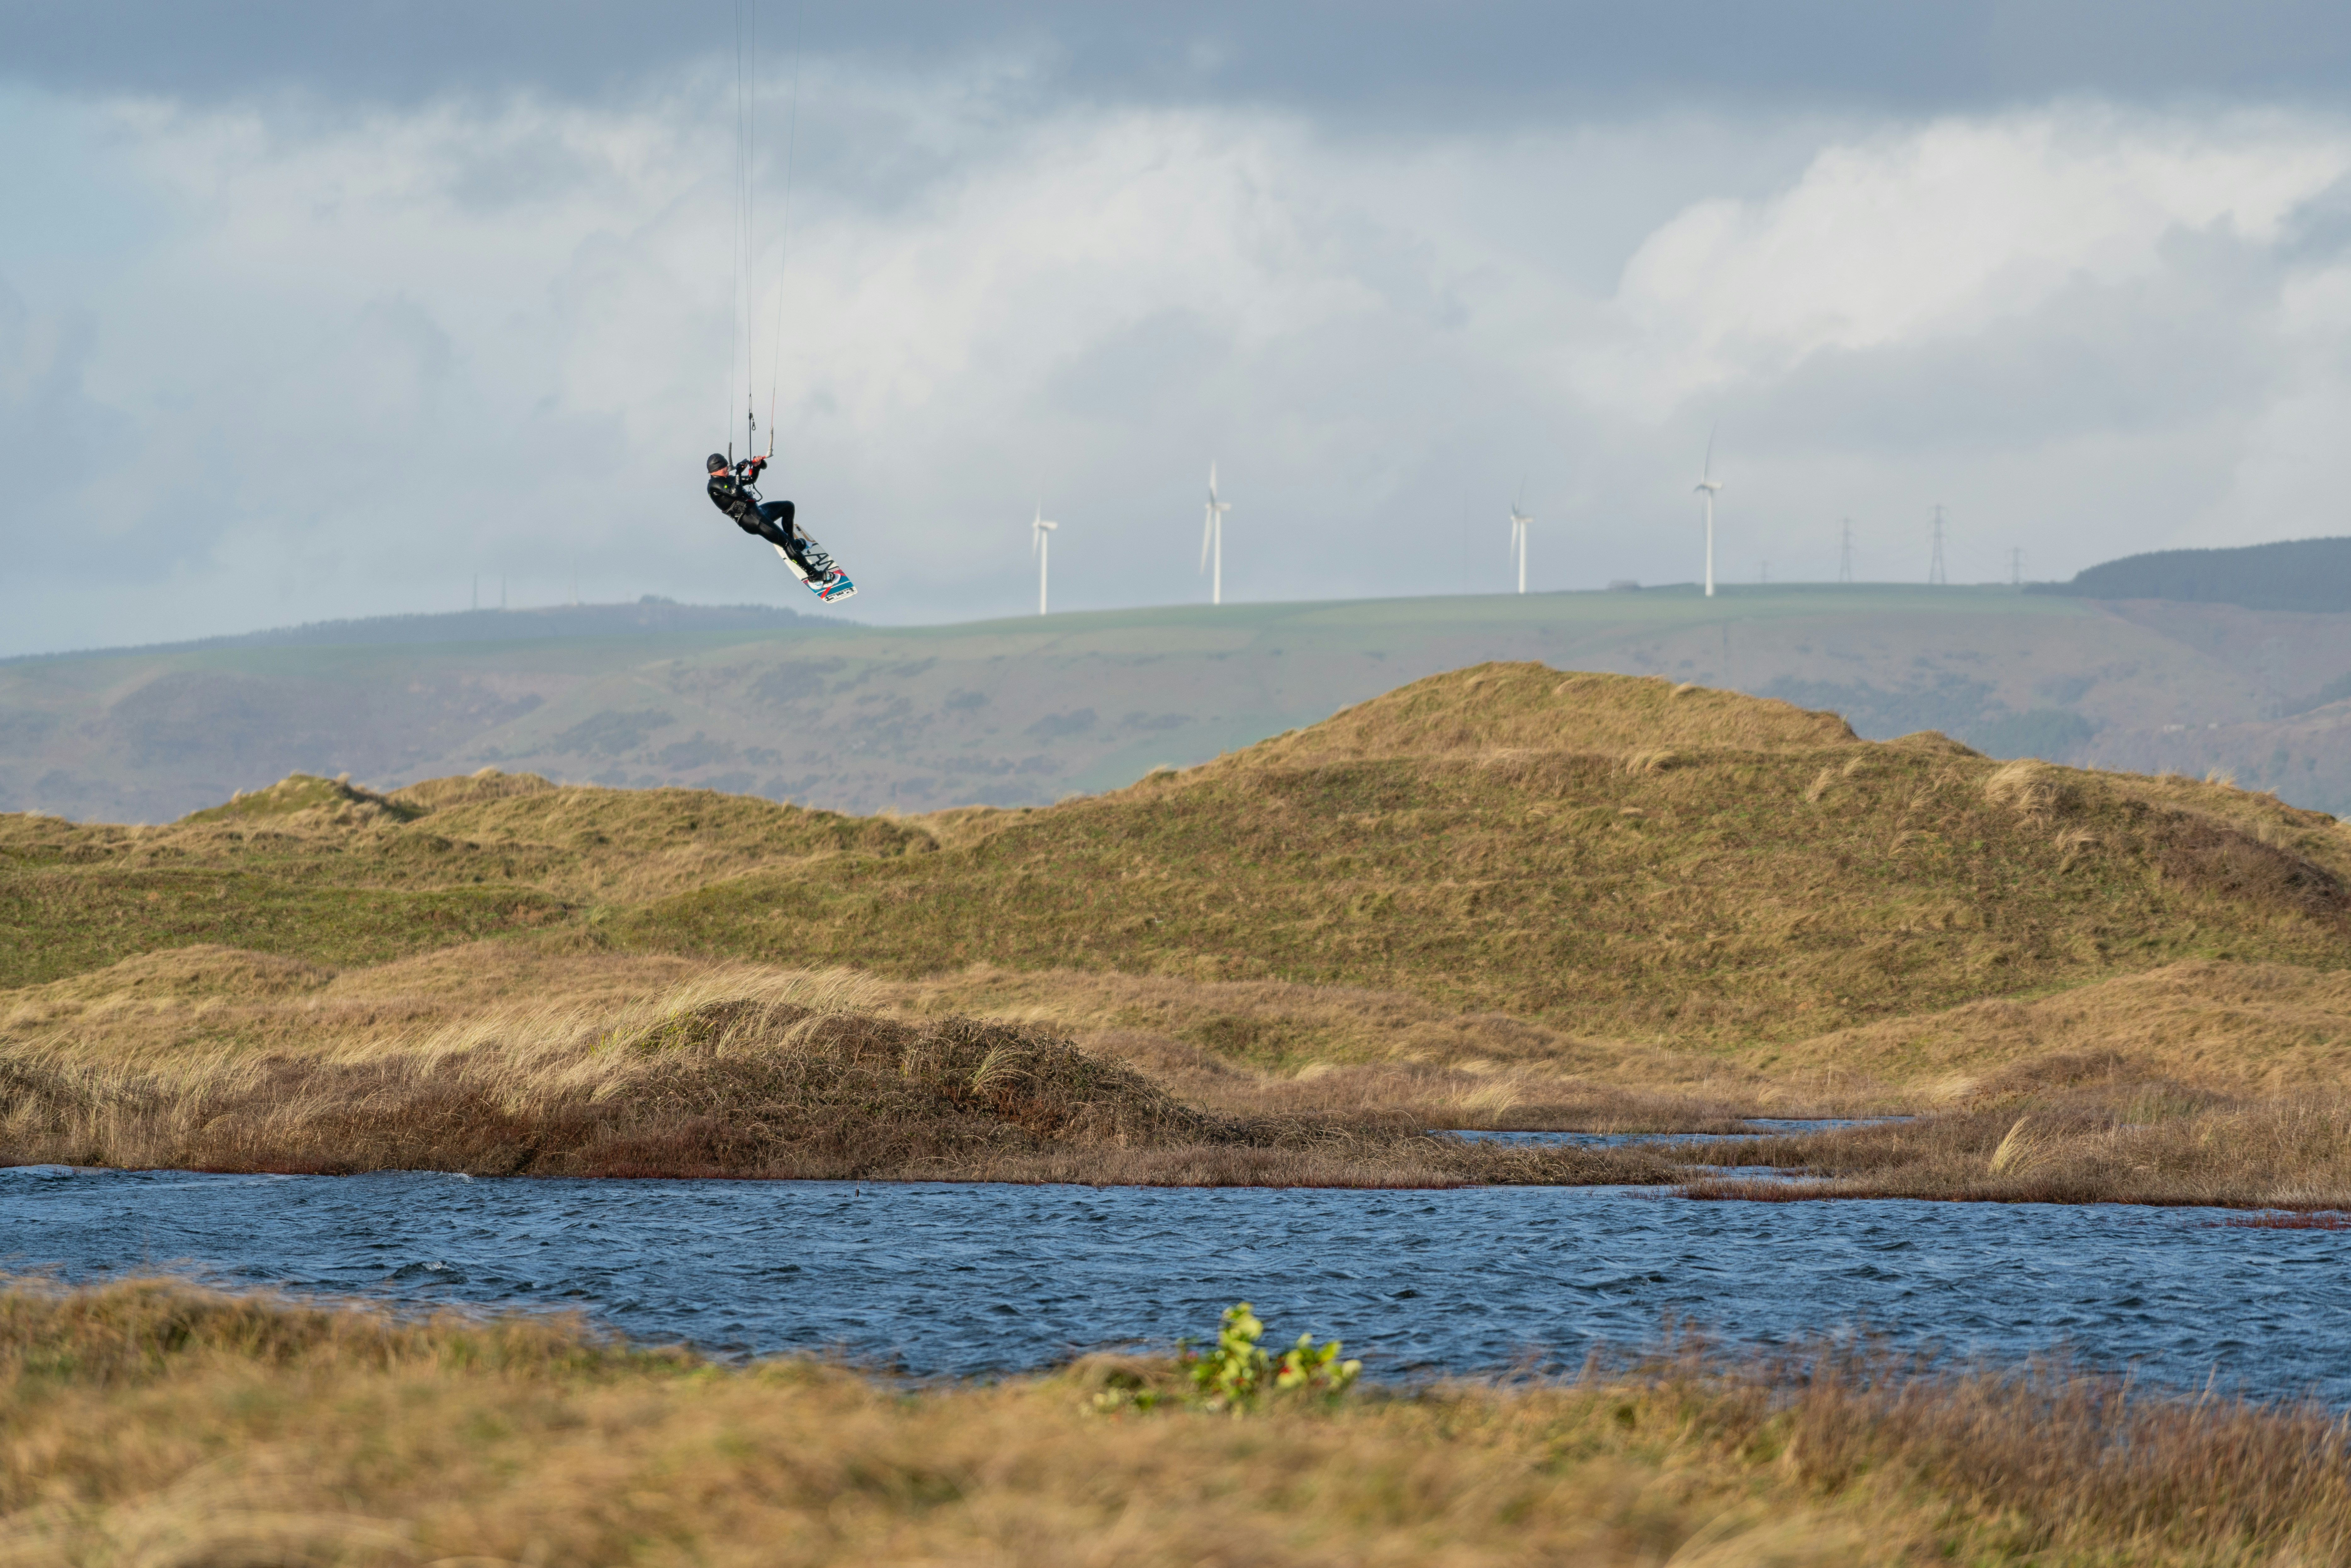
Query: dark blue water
4,1165,2345,1401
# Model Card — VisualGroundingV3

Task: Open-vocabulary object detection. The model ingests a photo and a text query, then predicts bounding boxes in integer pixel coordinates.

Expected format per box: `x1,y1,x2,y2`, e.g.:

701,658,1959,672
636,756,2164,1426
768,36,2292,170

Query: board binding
774,539,857,602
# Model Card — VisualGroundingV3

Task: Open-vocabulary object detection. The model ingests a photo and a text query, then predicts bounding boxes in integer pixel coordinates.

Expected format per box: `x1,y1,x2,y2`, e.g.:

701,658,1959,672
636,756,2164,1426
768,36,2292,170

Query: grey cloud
2278,172,2351,264
0,279,119,566
1043,309,1232,424
12,1,2351,121
1726,237,2285,458
443,128,614,213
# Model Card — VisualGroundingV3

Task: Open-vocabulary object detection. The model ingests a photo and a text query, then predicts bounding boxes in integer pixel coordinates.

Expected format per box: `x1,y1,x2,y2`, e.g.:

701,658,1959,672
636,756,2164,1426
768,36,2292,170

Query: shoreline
19,1152,2351,1215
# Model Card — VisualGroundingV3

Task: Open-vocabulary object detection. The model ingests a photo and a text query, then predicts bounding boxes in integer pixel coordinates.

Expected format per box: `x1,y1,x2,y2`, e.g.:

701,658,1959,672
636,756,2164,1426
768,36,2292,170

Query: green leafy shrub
1182,1302,1360,1412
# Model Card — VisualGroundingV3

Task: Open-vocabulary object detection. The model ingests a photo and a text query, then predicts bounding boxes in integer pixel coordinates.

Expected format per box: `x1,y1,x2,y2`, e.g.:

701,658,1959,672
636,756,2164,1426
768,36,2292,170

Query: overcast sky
9,1,2351,653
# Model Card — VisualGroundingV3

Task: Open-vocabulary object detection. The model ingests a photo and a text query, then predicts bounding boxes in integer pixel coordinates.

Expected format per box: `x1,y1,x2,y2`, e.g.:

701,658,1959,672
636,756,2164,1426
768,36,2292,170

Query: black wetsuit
707,459,809,568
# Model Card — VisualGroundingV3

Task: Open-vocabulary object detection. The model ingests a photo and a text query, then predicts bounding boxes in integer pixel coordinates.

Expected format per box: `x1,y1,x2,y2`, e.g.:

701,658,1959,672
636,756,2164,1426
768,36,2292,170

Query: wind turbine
1031,505,1058,617
1693,430,1723,598
1201,462,1231,605
1508,487,1533,595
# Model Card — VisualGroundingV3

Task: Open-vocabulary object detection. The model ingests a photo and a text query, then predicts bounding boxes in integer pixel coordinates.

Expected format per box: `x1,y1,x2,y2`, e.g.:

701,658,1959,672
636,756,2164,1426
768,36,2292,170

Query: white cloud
1587,109,2351,415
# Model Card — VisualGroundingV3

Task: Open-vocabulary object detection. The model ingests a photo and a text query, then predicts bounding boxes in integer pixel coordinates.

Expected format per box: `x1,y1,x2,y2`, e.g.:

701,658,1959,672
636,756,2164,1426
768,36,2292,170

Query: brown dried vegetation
9,1278,2351,1566
1683,1056,2351,1207
0,952,1670,1186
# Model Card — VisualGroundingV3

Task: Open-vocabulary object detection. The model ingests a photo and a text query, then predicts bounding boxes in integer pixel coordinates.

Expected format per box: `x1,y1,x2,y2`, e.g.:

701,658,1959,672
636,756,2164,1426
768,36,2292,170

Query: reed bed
6,1278,2350,1565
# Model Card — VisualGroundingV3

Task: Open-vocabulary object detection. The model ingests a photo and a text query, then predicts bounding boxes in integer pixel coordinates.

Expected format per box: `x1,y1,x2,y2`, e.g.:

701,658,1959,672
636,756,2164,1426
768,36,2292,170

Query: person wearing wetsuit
706,453,831,578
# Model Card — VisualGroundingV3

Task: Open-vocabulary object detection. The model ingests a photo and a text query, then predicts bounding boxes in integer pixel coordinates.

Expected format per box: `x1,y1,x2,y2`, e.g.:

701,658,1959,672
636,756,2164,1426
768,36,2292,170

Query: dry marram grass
0,949,1670,1186
6,1278,2351,1566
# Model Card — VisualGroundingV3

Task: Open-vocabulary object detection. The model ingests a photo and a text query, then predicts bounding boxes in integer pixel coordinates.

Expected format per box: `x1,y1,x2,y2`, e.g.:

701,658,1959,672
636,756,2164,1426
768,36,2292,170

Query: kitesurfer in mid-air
707,452,847,593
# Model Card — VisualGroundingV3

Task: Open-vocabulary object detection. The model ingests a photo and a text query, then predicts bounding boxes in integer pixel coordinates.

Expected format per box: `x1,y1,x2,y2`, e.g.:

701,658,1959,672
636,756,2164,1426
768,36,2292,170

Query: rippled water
5,1165,2345,1401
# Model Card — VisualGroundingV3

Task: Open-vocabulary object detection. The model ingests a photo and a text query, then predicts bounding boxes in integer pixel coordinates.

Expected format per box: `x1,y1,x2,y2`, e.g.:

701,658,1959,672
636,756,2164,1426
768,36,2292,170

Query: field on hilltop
11,661,2351,1197
20,584,2351,823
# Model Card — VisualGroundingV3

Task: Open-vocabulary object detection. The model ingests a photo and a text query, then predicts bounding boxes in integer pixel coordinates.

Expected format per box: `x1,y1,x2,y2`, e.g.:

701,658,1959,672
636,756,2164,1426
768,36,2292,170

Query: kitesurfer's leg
758,499,836,578
753,500,812,570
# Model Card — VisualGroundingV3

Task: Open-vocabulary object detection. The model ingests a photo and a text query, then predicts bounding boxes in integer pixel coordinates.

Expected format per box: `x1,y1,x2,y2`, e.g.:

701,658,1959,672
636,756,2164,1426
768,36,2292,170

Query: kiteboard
774,536,856,602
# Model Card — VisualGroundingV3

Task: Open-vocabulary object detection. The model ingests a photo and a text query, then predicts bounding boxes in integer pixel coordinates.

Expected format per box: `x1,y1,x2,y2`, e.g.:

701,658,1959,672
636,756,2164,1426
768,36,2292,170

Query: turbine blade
1201,509,1213,572
1702,423,1716,482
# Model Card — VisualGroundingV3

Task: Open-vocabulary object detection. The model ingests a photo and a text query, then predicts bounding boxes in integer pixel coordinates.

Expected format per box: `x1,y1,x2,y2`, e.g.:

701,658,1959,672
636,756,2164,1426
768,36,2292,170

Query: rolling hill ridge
22,584,2351,823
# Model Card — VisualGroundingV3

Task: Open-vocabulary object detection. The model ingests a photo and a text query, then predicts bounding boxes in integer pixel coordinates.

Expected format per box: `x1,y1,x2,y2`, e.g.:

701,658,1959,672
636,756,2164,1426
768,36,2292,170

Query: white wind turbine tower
1508,488,1533,595
1031,505,1058,617
1200,462,1232,605
1693,430,1724,598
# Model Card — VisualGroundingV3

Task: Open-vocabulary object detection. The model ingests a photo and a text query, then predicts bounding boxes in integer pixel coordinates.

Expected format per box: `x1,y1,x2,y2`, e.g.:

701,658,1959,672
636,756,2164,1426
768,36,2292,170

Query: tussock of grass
175,772,423,828
7,1279,2351,1565
0,1275,666,1389
383,765,557,812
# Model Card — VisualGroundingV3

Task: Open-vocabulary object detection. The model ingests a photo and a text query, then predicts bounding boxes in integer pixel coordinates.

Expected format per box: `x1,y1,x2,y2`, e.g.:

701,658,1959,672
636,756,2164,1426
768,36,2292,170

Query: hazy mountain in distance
2030,536,2351,614
3,597,805,663
14,579,2351,823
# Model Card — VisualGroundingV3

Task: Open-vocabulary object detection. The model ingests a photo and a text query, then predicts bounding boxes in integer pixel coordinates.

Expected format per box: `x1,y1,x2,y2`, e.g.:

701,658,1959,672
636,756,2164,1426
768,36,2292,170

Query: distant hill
2029,536,2351,613
18,584,2351,821
1,598,806,664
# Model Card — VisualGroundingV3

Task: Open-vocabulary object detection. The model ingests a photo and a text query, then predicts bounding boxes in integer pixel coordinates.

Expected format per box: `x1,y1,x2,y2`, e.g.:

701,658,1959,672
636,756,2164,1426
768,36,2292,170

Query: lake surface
4,1164,2345,1402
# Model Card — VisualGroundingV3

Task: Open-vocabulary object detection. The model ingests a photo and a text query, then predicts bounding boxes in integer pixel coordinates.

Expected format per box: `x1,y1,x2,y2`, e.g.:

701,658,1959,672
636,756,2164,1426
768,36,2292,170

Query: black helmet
707,453,729,473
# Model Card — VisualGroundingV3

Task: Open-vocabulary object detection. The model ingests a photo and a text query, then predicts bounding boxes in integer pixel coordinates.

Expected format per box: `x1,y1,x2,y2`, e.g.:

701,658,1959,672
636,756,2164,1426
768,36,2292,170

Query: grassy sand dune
4,1278,2348,1566
0,951,1669,1185
605,665,2351,1037
8,662,2351,1193
1212,665,1863,767
9,664,2348,1034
